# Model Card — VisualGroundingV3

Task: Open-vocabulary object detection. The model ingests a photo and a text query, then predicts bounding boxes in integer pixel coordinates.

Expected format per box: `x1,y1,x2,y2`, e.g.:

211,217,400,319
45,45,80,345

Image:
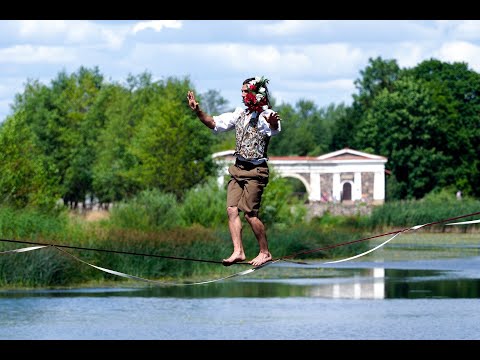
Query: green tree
0,111,60,210
407,59,480,197
267,102,295,156
126,76,217,200
356,76,450,199
55,67,104,208
91,83,141,205
269,100,335,157
200,89,230,115
353,56,401,108
333,57,401,150
198,89,236,153
12,67,104,209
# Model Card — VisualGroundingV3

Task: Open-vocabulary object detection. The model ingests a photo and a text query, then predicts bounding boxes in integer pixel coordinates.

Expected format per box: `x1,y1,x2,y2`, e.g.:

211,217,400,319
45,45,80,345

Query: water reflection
385,269,480,299
307,267,385,299
2,254,480,340
301,267,480,299
1,260,480,299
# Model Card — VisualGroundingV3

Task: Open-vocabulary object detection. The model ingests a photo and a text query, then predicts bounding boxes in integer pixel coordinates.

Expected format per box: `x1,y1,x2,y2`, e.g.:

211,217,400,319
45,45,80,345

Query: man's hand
266,112,281,130
187,90,199,111
187,90,215,129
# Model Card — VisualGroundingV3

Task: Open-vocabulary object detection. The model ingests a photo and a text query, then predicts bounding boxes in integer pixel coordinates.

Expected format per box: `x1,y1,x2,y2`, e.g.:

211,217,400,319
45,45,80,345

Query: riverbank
1,232,477,290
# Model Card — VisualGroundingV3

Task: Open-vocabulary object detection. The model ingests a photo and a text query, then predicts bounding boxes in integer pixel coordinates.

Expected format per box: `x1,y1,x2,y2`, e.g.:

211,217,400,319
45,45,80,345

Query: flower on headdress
244,76,270,112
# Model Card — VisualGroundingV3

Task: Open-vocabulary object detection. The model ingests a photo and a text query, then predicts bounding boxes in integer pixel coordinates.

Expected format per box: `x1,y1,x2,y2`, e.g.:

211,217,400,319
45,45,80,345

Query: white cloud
294,78,355,92
17,20,70,37
433,20,480,41
255,20,328,36
453,21,480,40
132,20,183,34
434,41,480,70
15,20,129,50
391,42,430,68
273,78,356,106
0,45,76,64
254,20,439,43
124,42,366,79
2,20,480,122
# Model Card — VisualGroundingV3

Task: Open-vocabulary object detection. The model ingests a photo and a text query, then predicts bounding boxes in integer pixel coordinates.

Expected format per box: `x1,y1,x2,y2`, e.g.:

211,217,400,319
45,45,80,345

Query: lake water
1,254,479,341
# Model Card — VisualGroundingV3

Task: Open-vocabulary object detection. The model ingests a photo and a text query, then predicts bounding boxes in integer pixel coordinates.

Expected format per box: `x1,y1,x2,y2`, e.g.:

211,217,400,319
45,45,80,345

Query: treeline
0,57,479,213
270,57,480,200
0,69,219,211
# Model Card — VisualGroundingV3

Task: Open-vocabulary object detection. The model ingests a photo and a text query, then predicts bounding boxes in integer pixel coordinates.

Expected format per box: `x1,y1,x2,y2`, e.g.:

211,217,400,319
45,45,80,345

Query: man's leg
245,213,272,266
222,206,246,266
238,166,271,267
223,174,247,266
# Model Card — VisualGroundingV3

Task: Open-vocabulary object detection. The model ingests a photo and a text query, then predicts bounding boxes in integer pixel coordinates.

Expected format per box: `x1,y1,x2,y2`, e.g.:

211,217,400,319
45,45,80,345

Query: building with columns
213,148,388,205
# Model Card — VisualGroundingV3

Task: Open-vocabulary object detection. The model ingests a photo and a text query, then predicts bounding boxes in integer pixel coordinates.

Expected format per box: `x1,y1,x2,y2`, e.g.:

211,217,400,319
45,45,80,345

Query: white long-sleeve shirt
212,107,282,164
212,107,281,136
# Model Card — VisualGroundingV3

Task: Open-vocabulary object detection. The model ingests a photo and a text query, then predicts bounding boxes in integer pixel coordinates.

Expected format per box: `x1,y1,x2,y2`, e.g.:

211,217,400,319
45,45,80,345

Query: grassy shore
368,231,480,261
1,196,479,289
1,230,477,289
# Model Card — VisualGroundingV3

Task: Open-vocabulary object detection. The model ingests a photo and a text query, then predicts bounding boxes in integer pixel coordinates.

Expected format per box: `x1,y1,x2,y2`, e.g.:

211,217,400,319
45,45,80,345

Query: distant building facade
213,148,388,205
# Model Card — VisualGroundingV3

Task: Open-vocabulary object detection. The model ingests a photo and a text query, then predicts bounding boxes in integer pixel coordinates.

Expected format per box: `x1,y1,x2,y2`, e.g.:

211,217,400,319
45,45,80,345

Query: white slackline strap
54,246,278,286
446,219,480,226
322,222,432,264
0,245,49,254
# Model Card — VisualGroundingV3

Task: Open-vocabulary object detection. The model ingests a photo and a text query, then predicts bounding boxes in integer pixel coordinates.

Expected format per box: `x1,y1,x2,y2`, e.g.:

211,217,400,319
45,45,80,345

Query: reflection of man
186,76,282,267
456,190,462,200
321,191,328,202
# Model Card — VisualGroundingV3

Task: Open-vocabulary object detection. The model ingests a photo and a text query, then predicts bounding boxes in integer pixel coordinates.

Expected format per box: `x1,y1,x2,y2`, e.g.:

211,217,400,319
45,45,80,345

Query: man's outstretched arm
187,90,216,129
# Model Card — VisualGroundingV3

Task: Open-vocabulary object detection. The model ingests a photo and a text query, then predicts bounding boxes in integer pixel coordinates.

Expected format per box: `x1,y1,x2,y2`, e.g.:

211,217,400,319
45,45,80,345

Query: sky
1,20,480,121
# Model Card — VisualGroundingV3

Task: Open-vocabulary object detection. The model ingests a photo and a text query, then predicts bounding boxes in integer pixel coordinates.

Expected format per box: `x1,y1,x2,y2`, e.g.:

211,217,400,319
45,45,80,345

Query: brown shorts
227,159,269,217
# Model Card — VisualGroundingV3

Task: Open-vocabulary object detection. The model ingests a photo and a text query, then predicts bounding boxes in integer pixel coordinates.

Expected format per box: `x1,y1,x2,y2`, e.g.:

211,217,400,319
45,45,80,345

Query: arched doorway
284,176,308,203
341,182,352,201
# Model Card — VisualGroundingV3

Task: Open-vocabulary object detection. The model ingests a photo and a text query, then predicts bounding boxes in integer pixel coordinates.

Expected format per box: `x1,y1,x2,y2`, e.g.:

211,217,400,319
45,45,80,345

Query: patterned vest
234,111,270,160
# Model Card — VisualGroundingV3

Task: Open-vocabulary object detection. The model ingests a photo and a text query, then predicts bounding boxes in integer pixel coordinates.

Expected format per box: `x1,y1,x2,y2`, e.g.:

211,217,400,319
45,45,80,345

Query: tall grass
108,189,185,230
261,172,308,227
266,222,369,260
180,178,227,227
107,174,308,231
366,190,480,231
0,206,93,287
0,204,369,288
0,206,68,240
2,188,477,288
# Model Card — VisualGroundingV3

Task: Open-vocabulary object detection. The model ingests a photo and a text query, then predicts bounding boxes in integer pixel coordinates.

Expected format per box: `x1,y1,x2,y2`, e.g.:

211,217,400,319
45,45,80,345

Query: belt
235,159,267,170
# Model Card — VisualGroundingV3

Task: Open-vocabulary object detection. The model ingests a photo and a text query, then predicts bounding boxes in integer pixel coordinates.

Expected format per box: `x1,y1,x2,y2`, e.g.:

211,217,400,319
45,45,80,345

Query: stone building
213,147,388,206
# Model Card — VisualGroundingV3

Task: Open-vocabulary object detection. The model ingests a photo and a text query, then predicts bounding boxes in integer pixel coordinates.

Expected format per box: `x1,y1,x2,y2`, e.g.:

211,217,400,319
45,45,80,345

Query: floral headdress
244,76,270,112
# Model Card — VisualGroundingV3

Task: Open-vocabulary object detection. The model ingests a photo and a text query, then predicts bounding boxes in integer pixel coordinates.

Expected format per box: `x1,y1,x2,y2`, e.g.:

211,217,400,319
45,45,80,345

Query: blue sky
1,20,480,121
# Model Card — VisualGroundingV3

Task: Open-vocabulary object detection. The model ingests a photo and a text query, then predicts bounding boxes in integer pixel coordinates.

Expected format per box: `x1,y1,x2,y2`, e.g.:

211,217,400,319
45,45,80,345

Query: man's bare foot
248,252,272,267
222,252,246,266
